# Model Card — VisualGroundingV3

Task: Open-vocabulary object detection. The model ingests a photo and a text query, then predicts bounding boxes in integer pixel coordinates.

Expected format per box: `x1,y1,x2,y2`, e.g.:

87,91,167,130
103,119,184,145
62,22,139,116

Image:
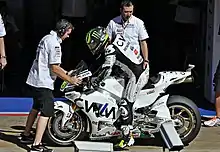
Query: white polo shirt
106,15,149,52
0,14,6,37
26,31,62,90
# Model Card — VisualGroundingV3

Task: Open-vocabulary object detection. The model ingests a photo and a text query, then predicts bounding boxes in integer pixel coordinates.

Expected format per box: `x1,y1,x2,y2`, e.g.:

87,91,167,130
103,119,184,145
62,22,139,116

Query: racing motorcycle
45,61,201,150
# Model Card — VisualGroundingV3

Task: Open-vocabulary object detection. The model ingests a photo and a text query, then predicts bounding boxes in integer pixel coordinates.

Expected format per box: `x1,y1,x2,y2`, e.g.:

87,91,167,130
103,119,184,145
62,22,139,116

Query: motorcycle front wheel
45,110,87,146
167,95,201,145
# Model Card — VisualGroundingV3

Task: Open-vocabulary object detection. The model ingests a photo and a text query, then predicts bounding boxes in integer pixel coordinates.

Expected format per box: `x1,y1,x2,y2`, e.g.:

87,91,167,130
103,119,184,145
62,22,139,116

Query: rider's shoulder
105,44,116,55
112,34,124,44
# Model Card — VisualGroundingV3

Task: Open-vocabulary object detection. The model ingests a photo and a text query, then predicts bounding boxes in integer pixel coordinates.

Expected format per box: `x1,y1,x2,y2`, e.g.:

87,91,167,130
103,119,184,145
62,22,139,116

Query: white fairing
135,70,192,108
81,91,119,121
54,101,74,128
150,94,171,118
99,77,124,98
79,91,119,135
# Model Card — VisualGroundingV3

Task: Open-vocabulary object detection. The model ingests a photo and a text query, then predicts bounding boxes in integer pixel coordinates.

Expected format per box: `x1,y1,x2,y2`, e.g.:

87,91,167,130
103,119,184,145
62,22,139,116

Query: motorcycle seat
142,74,161,89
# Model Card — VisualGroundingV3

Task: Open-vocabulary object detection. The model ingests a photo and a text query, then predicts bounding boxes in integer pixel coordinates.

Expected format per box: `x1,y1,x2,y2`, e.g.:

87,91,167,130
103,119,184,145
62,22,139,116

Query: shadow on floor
0,131,30,152
3,125,169,149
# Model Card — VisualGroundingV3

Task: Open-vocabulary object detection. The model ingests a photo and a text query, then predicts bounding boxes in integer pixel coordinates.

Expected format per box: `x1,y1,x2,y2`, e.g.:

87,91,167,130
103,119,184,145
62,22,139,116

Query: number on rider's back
116,37,125,47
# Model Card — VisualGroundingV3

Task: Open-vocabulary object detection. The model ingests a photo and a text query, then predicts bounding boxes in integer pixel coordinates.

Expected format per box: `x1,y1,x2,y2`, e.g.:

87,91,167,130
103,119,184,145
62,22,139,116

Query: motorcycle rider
86,26,149,149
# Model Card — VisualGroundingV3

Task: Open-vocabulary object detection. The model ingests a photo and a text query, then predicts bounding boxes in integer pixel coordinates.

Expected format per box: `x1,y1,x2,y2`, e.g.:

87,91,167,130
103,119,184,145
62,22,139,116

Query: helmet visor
87,42,98,53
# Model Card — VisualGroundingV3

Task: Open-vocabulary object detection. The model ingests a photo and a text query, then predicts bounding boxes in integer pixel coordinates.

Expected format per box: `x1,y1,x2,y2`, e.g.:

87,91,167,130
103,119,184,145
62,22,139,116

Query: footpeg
135,106,151,114
147,110,158,118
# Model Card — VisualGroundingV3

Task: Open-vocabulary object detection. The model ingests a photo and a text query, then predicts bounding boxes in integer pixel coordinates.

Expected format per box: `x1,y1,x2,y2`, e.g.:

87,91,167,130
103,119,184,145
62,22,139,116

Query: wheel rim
169,104,197,140
47,111,83,143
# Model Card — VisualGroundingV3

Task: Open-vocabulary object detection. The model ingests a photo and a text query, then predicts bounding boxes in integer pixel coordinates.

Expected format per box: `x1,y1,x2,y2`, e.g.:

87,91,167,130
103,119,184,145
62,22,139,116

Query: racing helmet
86,26,109,55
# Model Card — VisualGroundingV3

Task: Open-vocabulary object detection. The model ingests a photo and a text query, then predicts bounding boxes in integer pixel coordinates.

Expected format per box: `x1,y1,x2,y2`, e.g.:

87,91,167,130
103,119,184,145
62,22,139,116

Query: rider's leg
118,99,135,147
115,66,150,148
114,76,136,148
120,65,149,125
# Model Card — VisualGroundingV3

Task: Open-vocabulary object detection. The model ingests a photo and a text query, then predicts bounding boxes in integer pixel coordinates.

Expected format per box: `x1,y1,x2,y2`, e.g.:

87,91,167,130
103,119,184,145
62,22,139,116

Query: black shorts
213,60,220,92
29,85,54,117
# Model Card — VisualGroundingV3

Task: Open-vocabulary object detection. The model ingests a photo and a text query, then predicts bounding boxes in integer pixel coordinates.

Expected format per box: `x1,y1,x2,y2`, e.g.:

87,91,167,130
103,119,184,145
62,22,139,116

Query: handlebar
60,69,92,92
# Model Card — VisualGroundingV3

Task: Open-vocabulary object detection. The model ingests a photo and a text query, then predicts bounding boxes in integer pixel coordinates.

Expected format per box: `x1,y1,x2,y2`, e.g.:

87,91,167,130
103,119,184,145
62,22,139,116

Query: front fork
54,100,76,129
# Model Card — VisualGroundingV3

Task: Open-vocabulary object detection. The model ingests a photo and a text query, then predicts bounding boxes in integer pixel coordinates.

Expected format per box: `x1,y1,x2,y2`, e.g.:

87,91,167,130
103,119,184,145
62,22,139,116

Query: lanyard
122,19,129,30
120,16,133,36
121,18,130,33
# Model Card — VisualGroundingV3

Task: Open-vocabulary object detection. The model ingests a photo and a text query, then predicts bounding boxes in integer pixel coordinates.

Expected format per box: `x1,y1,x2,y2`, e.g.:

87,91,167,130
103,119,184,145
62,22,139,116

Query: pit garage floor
0,116,219,152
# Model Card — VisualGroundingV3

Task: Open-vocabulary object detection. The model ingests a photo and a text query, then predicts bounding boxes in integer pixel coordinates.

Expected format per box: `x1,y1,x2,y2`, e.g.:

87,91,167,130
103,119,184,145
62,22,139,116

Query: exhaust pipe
174,76,193,84
183,76,193,83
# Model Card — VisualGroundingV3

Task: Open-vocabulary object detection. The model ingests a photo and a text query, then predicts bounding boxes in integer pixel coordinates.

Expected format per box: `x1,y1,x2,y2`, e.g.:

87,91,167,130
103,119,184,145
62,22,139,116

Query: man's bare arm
0,37,7,69
140,40,148,61
51,64,82,86
0,37,5,56
140,40,149,69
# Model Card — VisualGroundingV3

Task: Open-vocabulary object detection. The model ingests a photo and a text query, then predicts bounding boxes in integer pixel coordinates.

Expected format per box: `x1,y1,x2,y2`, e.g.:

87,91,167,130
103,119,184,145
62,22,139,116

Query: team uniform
21,19,73,152
0,14,6,37
96,34,149,125
106,15,149,54
26,30,62,117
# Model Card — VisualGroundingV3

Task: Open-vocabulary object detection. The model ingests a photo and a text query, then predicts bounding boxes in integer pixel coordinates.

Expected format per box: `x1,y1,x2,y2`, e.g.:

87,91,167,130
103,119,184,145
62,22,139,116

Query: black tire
167,95,201,145
45,110,88,146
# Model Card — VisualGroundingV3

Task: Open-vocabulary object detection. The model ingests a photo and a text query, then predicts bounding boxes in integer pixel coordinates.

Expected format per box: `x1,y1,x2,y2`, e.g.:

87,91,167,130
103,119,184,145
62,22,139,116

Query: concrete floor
0,116,219,152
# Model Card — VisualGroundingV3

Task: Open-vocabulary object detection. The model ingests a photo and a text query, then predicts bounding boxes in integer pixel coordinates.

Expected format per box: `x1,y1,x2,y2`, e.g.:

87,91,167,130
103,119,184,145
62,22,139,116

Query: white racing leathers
96,34,149,127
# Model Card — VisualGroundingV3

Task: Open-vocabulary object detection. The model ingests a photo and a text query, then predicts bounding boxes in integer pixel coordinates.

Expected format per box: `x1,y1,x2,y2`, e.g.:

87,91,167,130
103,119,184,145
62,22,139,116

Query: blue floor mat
0,97,66,113
199,108,216,118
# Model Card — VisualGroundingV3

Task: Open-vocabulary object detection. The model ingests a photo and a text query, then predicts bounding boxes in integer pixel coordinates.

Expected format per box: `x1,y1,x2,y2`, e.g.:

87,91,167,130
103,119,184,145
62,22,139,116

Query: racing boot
114,125,135,150
113,99,132,129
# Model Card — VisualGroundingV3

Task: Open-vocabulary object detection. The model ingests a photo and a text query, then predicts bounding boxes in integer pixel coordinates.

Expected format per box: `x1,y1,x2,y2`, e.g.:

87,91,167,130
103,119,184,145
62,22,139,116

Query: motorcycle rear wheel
167,95,201,145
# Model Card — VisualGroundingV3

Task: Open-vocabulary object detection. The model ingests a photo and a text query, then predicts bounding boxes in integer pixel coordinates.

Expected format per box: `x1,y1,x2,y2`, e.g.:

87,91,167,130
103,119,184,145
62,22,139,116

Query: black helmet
86,26,109,55
55,19,73,37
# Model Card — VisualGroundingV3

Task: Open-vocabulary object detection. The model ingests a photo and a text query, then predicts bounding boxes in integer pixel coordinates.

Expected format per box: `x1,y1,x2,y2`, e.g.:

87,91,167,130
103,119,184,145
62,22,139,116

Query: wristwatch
144,59,149,63
0,56,6,59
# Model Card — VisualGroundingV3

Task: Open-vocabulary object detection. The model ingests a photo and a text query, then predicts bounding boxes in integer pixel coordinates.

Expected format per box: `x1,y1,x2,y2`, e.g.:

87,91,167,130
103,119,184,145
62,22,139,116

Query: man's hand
140,40,149,70
70,76,82,86
91,78,100,88
0,57,7,69
143,61,148,69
